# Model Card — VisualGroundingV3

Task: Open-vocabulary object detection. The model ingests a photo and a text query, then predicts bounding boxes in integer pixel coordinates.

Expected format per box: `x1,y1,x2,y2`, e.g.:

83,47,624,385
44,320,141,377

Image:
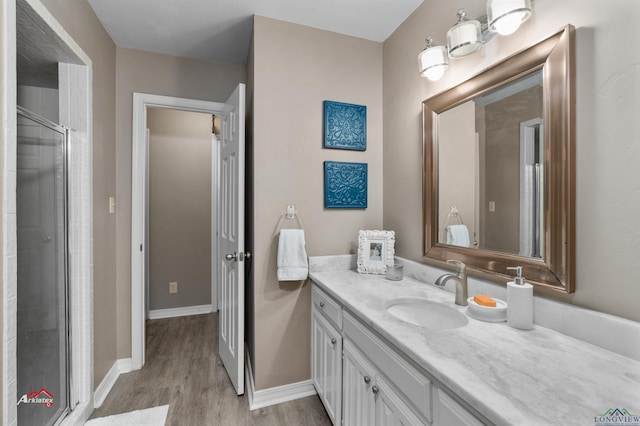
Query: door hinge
140,244,143,252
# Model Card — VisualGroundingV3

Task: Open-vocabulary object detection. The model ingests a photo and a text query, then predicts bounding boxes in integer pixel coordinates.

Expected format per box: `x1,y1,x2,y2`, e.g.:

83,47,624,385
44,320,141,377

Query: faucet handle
447,259,466,275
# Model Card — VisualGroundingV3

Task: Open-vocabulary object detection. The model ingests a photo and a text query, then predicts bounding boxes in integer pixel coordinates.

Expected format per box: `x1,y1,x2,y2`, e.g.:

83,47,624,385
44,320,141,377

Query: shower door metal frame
16,105,71,426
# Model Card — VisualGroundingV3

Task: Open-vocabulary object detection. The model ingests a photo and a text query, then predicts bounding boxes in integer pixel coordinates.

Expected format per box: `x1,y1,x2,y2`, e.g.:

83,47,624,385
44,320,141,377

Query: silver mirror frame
423,25,575,293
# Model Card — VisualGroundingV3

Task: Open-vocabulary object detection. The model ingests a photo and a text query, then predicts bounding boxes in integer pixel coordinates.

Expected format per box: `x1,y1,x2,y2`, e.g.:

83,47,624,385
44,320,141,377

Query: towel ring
442,205,465,241
272,212,305,238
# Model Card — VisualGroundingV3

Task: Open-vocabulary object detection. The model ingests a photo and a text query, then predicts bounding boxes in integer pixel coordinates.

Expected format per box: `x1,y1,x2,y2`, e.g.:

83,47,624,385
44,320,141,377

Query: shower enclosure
16,106,70,426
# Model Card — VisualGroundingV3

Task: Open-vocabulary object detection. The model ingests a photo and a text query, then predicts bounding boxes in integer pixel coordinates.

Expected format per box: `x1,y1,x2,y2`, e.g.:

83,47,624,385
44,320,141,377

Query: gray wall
147,107,212,311
251,16,383,390
383,0,640,322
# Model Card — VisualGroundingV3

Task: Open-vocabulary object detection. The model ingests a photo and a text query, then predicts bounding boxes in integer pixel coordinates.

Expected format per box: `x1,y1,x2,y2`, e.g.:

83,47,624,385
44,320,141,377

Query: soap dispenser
506,266,533,330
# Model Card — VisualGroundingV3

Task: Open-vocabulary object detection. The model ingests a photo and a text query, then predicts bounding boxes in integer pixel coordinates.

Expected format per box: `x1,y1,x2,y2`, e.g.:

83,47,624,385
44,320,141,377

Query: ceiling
86,0,424,65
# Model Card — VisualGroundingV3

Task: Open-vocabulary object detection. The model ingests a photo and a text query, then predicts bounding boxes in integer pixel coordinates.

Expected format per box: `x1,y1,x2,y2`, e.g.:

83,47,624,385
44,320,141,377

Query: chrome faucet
434,260,468,306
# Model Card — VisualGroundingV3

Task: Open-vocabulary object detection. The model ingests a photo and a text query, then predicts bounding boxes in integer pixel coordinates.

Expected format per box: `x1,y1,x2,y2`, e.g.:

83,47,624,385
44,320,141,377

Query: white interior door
219,84,245,395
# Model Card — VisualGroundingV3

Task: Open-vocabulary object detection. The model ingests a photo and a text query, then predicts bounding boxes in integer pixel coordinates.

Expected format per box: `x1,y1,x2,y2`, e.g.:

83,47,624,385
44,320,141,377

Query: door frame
131,93,226,370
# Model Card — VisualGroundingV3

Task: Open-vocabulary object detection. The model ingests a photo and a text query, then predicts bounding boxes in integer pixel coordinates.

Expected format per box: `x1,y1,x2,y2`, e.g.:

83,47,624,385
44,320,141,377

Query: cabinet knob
371,385,379,394
331,338,337,345
319,301,325,308
363,376,371,384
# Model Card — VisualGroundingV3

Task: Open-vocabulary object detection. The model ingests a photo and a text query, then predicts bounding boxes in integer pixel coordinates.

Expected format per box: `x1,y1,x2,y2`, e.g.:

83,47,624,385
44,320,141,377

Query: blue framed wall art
324,161,368,209
323,100,366,151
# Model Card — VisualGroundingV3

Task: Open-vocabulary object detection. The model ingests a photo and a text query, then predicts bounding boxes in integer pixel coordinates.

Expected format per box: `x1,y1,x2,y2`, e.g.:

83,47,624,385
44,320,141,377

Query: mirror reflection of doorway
16,107,70,426
519,118,544,258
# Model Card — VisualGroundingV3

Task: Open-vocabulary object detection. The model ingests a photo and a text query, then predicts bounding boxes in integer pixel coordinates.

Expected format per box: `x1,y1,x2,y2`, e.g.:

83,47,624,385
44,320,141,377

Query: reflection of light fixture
418,37,449,81
487,0,532,36
447,10,483,59
419,2,534,80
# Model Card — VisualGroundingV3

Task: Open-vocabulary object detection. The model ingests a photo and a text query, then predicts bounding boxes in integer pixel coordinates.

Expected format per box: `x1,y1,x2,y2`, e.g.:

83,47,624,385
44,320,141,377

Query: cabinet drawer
312,285,343,329
344,312,432,423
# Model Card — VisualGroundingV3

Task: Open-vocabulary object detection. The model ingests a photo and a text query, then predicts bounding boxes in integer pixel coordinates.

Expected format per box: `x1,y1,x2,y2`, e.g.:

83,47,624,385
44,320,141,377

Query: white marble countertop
309,269,640,426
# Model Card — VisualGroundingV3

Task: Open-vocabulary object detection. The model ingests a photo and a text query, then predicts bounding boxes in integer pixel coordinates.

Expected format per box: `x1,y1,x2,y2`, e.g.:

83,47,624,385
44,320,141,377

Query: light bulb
418,40,448,80
447,10,483,58
487,0,532,36
424,65,446,81
493,11,526,35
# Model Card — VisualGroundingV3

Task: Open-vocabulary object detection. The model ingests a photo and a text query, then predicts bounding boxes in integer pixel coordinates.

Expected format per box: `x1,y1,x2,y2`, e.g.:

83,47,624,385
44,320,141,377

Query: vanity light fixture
487,0,532,36
418,37,449,81
447,10,483,59
419,2,533,79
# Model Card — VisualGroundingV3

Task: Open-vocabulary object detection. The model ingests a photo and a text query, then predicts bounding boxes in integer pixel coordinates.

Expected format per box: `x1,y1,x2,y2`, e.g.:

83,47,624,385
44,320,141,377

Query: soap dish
466,297,507,322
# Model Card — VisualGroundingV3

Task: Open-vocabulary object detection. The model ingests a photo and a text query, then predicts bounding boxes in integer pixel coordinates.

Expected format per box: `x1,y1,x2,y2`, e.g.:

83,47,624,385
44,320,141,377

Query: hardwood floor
90,314,331,425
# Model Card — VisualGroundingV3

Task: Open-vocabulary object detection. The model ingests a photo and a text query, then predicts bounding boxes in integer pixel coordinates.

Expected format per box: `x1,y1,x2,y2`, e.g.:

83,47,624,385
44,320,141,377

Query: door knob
225,252,237,261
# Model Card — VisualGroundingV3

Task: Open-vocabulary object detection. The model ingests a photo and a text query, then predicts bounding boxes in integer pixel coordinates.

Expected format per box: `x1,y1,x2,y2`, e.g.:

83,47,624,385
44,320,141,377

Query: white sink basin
385,297,468,330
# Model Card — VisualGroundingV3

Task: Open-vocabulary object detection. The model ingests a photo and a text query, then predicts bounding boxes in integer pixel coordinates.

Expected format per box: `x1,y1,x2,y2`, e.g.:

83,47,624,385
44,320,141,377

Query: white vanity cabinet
343,339,423,426
311,287,343,425
311,283,485,426
343,311,431,425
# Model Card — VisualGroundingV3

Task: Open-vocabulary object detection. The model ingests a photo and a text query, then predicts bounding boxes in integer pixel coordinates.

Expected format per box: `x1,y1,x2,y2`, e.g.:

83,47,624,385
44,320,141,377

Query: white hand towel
277,229,309,281
446,224,470,247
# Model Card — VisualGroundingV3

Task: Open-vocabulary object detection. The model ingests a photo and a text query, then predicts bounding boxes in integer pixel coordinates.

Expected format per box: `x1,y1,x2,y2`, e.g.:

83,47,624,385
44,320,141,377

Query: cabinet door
312,309,326,398
374,375,425,426
343,340,376,426
312,309,342,425
434,388,483,426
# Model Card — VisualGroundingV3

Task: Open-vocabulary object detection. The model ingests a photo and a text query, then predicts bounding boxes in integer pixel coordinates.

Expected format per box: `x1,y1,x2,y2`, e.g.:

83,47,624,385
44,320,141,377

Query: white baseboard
148,304,213,320
245,351,317,410
93,358,133,408
117,358,133,374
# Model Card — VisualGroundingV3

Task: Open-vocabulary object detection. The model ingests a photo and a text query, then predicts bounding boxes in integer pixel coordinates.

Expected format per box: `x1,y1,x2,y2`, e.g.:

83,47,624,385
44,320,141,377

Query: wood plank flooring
90,313,331,425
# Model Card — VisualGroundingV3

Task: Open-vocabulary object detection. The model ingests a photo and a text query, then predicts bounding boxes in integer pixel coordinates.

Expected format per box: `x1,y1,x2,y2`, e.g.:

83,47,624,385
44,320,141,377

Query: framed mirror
423,25,575,292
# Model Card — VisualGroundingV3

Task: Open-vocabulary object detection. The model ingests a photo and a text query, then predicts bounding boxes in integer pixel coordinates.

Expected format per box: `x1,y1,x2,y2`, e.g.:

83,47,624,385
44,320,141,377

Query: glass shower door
16,108,69,426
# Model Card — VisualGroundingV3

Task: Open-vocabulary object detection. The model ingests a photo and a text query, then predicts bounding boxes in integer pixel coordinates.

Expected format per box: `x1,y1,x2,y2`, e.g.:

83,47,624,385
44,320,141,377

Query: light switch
169,282,178,294
489,201,496,212
109,197,116,214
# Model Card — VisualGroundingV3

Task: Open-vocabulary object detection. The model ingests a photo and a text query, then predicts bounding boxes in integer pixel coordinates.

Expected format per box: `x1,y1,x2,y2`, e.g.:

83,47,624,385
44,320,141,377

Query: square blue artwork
324,161,368,209
323,100,366,151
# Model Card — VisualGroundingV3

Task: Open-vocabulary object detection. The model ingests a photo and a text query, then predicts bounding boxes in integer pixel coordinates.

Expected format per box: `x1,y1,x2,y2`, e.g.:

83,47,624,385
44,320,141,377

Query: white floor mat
85,405,169,426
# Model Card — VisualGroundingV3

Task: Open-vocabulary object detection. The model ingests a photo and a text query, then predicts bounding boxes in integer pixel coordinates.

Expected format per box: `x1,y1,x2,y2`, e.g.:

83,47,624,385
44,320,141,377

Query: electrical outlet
489,201,496,212
169,281,178,294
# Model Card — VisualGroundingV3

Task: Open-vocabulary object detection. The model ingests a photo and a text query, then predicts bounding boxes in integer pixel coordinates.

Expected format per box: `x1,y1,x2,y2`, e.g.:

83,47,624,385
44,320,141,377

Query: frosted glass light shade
447,16,483,58
419,45,449,81
487,0,532,36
